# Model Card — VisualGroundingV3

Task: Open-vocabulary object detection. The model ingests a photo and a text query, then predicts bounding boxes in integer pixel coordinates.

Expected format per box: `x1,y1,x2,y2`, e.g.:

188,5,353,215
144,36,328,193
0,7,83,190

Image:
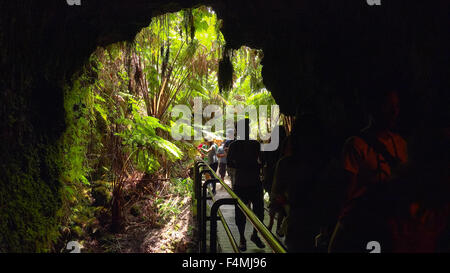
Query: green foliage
154,178,192,224
245,89,276,109
171,177,194,197
155,197,182,222
115,98,183,173
61,77,93,186
56,70,102,251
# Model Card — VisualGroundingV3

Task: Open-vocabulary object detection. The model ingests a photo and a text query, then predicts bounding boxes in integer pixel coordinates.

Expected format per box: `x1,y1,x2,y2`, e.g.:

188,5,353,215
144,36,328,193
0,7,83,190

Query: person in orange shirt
329,88,408,252
331,118,450,253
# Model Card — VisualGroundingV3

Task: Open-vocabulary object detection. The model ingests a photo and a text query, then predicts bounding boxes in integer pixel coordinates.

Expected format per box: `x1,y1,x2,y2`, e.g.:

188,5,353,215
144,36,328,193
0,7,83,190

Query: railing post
195,162,206,233
210,198,237,253
201,178,218,252
195,159,287,254
194,160,208,253
199,168,211,252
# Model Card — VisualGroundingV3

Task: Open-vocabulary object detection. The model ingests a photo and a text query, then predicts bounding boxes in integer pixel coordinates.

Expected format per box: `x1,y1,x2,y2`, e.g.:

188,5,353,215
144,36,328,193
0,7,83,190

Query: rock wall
0,0,449,251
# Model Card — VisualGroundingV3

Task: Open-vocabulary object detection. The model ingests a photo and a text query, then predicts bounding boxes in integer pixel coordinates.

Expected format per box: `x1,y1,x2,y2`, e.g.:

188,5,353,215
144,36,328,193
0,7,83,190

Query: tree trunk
111,193,123,233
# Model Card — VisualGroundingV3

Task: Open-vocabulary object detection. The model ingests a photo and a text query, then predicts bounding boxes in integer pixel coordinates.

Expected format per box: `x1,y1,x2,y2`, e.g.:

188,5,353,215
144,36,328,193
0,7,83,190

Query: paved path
205,175,286,253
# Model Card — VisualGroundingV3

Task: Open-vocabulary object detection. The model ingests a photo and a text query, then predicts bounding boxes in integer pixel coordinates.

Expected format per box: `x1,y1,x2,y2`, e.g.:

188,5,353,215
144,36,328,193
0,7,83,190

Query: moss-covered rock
0,122,63,252
92,181,112,207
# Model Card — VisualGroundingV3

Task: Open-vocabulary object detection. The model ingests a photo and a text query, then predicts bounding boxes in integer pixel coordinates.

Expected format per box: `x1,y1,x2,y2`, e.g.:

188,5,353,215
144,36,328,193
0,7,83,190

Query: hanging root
218,47,234,93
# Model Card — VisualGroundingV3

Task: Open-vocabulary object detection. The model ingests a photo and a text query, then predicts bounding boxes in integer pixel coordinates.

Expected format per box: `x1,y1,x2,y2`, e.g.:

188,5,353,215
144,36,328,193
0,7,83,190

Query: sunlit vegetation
58,6,276,252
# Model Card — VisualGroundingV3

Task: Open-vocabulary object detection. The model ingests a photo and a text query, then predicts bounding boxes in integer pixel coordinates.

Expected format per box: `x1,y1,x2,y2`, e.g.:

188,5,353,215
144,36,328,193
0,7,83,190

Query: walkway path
205,175,287,253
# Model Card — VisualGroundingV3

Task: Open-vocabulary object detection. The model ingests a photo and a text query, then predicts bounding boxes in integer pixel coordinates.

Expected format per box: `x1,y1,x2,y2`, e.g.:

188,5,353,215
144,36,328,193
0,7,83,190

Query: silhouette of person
202,139,218,194
329,88,408,252
227,118,265,251
224,128,236,187
330,120,450,252
263,125,288,235
217,141,227,181
273,110,329,252
198,139,209,162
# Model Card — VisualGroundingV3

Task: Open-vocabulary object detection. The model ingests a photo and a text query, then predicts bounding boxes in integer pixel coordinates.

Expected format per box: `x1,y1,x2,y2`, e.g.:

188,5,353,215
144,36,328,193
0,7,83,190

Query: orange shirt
341,131,408,216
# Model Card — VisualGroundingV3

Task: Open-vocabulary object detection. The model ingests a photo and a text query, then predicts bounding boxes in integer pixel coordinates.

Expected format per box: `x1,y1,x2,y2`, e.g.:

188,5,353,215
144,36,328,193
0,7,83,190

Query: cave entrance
62,5,281,253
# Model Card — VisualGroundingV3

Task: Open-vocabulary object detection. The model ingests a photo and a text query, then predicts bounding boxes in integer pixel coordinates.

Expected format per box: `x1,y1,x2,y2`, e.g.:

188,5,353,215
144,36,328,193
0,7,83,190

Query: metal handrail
207,188,239,253
195,159,287,253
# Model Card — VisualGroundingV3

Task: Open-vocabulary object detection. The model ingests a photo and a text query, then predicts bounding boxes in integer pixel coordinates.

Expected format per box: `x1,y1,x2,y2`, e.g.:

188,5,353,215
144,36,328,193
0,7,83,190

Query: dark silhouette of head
367,89,400,131
236,118,251,140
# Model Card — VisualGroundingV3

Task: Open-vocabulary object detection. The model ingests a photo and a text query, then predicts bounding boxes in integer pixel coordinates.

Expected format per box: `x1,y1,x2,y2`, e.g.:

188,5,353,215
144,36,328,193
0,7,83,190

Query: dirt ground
83,171,197,253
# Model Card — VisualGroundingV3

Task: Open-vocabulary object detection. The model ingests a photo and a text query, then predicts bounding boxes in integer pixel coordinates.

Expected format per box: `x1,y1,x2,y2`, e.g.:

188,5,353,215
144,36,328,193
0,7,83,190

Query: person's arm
227,143,236,168
206,144,218,153
257,143,263,170
202,145,213,153
271,157,288,205
341,137,362,201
